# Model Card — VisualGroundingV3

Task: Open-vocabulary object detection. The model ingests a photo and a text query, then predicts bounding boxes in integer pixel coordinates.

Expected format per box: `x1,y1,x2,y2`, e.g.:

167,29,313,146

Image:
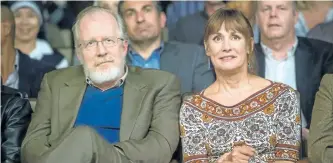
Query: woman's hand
217,152,232,163
217,145,256,163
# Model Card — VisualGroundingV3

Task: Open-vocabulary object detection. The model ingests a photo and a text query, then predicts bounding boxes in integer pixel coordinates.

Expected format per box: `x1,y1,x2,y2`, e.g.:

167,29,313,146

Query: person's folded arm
114,74,181,163
179,96,209,163
21,73,52,163
274,88,301,162
308,74,333,163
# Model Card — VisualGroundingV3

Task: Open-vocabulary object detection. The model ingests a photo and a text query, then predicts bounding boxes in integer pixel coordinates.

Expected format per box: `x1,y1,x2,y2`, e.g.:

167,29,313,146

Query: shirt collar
86,65,128,89
129,41,165,56
260,37,298,59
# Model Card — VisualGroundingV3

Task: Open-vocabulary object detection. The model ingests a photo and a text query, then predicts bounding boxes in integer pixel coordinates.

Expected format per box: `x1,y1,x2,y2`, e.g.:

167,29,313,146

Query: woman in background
180,8,301,163
10,1,68,69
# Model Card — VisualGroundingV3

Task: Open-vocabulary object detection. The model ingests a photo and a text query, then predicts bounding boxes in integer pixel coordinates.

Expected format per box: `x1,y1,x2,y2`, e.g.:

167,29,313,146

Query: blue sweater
75,85,123,143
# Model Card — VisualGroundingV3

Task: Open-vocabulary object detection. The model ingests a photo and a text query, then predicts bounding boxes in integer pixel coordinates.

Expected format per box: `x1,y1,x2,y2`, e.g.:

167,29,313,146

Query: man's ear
293,10,299,26
75,49,84,64
122,40,129,58
160,12,167,29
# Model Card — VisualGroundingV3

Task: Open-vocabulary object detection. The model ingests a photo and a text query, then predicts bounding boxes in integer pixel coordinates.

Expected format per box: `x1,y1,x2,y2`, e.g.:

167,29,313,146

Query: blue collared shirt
128,43,164,69
261,38,299,90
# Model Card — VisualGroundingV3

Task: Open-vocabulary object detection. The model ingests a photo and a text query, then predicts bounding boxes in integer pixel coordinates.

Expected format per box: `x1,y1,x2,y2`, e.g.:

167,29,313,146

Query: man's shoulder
322,73,333,85
129,66,175,78
165,41,204,53
298,37,333,48
254,37,333,53
44,65,83,82
312,21,333,33
177,11,205,25
1,85,28,99
128,66,178,85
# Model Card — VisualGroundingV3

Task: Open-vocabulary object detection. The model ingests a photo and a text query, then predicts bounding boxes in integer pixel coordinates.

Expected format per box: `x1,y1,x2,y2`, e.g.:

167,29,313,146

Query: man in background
169,1,228,45
118,1,215,94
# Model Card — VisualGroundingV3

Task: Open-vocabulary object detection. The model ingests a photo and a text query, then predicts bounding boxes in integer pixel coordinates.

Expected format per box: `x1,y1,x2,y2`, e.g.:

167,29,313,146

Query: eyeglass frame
76,36,126,50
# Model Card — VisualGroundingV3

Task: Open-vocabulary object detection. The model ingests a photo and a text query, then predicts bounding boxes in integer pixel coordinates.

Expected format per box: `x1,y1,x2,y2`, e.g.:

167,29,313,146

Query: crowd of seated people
1,1,333,163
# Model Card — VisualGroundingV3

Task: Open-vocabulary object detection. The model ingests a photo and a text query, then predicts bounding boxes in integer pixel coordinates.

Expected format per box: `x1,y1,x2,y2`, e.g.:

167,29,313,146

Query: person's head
205,1,229,16
10,1,43,43
1,5,15,46
72,6,128,85
118,1,166,44
256,1,298,41
95,0,120,13
227,1,255,21
204,8,255,75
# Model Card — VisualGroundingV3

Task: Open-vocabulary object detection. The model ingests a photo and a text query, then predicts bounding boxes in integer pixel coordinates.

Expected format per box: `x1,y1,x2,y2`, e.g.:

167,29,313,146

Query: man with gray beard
21,6,181,163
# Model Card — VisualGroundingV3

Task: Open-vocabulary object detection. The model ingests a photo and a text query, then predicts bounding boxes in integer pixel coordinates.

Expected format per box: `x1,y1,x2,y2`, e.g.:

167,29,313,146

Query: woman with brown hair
180,8,301,163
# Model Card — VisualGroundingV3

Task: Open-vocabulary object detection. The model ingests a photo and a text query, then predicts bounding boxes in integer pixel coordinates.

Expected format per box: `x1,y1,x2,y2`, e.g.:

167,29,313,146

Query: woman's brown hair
204,8,257,74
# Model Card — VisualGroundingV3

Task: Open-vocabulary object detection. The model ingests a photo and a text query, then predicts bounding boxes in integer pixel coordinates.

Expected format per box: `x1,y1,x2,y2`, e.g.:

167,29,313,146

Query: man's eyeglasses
78,37,125,50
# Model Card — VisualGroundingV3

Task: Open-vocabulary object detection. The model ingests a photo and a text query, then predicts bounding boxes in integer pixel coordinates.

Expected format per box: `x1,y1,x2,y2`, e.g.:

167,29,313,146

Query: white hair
72,6,127,47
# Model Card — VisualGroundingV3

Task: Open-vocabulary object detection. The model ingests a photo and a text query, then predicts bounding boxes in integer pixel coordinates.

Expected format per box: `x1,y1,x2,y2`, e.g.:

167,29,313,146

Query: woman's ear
204,41,212,57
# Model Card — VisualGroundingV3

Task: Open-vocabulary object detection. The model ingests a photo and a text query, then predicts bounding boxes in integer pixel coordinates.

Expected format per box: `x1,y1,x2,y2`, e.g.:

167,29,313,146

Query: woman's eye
213,36,222,42
231,35,241,40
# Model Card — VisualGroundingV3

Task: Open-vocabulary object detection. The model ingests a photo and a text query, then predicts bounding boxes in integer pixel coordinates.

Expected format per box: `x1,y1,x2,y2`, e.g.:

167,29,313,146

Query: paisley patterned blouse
180,82,301,163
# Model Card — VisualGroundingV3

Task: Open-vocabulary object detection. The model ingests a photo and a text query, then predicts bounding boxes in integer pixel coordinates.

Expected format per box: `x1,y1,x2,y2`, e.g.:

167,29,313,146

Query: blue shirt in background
128,43,164,69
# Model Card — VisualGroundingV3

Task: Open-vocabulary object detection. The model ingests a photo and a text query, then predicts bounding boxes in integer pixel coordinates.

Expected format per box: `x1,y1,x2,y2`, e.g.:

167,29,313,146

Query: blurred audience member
255,1,333,146
10,1,69,69
94,0,119,13
42,1,76,30
21,6,180,163
1,5,54,98
227,1,260,43
166,1,204,30
295,1,333,37
307,21,333,44
118,1,215,93
67,1,94,18
1,85,32,163
169,1,228,45
180,8,301,162
308,74,333,163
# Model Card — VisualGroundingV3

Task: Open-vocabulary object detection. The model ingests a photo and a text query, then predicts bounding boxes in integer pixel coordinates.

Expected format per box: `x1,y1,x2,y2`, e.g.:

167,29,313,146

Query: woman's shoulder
267,82,299,104
182,92,203,103
254,76,297,95
271,82,298,95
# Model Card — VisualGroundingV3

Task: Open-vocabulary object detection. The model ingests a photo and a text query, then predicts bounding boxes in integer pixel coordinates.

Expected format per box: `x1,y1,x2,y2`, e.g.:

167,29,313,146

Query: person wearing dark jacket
1,5,55,98
1,85,32,163
10,1,69,69
255,1,333,159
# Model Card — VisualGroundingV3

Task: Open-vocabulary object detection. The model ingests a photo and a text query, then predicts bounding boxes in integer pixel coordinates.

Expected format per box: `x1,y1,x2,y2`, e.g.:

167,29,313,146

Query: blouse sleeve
180,97,209,163
274,88,301,161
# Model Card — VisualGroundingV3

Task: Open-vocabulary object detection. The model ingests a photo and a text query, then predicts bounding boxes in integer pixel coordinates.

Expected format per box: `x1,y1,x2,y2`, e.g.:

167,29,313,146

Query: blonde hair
204,8,257,74
72,6,127,48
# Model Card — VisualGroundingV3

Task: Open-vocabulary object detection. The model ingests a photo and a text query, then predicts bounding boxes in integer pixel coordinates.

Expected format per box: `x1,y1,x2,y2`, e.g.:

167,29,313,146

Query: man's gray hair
72,6,127,48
